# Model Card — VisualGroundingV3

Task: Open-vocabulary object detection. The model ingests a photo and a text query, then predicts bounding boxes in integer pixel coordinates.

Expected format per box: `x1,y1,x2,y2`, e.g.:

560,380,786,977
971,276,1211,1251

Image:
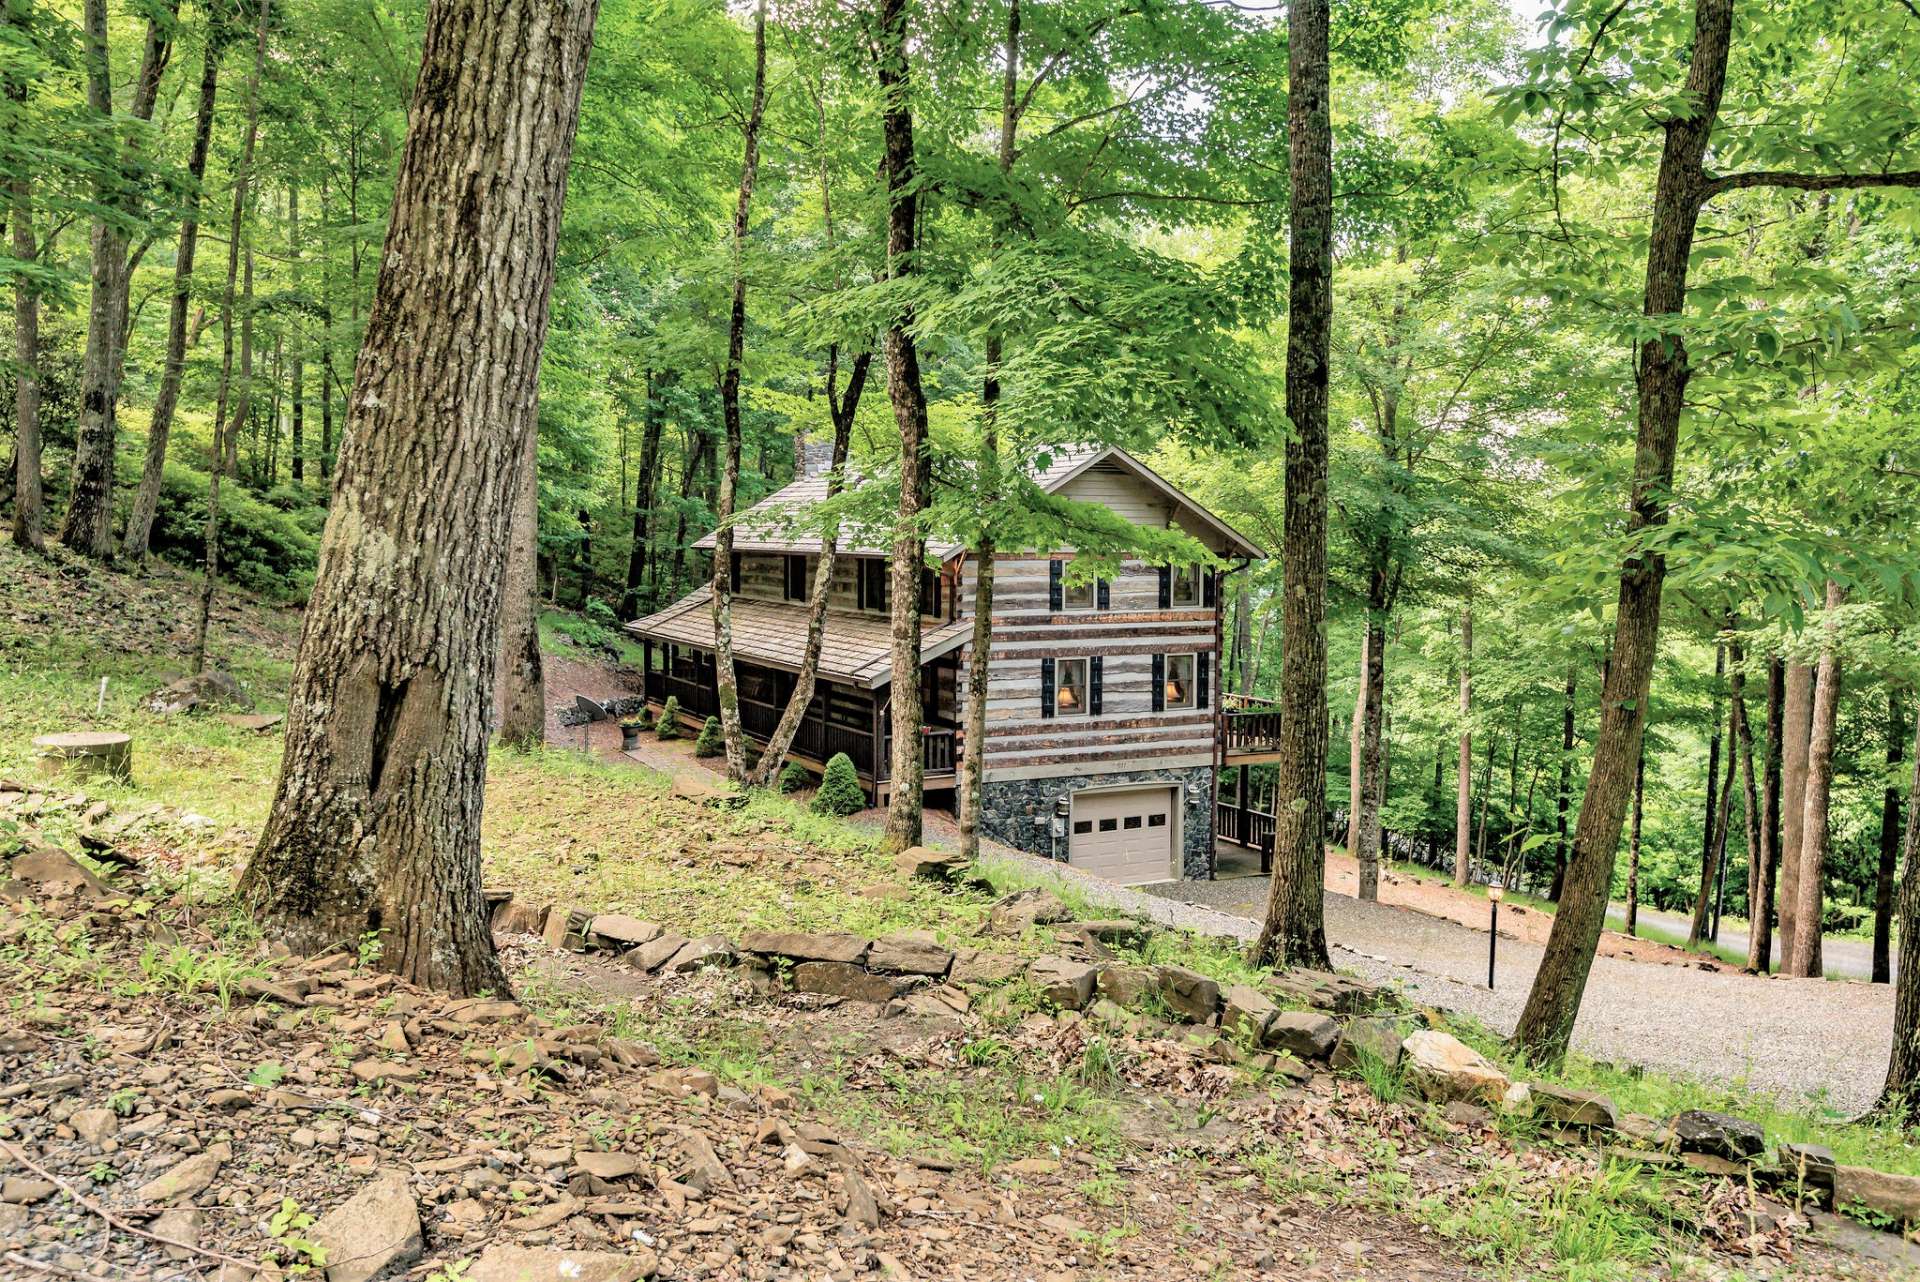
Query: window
784,555,809,601
1148,813,1168,828
921,566,944,618
1055,657,1089,716
1073,820,1093,835
1164,653,1196,709
1172,562,1202,607
1123,815,1142,830
1098,817,1118,832
1062,577,1095,610
859,558,889,612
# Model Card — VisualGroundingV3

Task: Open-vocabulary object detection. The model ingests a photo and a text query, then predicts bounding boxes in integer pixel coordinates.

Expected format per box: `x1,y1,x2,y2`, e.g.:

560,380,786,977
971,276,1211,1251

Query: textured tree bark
1787,580,1844,977
1874,693,1905,985
288,181,304,483
7,4,42,552
1624,746,1645,936
1347,631,1367,851
1455,604,1472,886
1878,703,1920,1118
1512,0,1730,1065
710,0,768,785
1253,0,1331,969
191,5,269,676
1552,665,1575,900
1778,660,1815,959
1747,656,1784,972
1729,638,1763,955
125,31,222,560
1355,606,1386,901
60,1,174,557
877,0,931,853
495,421,545,749
1687,643,1726,945
238,0,600,995
621,373,664,618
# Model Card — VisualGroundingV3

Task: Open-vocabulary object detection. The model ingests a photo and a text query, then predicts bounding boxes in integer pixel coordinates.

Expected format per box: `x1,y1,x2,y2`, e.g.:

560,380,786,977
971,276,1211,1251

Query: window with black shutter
1198,652,1210,709
729,553,741,594
784,555,808,601
1203,568,1216,608
1040,656,1056,718
1151,653,1165,711
1049,559,1064,612
1156,566,1172,610
1089,656,1104,714
1096,577,1110,611
858,558,888,612
921,566,942,617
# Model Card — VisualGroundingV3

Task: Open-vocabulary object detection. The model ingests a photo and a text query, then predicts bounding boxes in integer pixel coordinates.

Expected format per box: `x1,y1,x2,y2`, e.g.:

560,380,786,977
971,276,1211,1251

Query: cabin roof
626,585,973,690
693,444,1263,560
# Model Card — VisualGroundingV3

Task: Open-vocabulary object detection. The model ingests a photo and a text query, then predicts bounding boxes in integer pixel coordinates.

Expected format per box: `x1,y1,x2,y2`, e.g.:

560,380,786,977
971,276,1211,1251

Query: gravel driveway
1133,873,1894,1113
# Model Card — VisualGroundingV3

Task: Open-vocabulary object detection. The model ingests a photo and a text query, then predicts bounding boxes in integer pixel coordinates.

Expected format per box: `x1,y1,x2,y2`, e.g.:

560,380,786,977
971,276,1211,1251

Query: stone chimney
794,431,834,480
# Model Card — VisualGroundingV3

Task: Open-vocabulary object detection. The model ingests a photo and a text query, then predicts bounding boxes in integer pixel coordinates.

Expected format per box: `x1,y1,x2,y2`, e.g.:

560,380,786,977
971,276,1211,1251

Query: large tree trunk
1778,660,1815,959
125,31,221,559
237,0,599,995
877,0,931,853
1878,701,1920,1119
496,421,545,748
710,0,768,785
1747,656,1785,972
1876,693,1906,985
288,181,305,483
7,3,42,552
1355,599,1387,901
621,372,664,618
60,1,174,557
1454,604,1473,885
1787,580,1845,977
1252,0,1332,969
1552,665,1575,899
1687,643,1727,945
1512,0,1731,1065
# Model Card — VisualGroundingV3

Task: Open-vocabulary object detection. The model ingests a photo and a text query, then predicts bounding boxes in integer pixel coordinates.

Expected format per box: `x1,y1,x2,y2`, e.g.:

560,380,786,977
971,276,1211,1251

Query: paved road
1142,875,1894,1113
1616,901,1884,980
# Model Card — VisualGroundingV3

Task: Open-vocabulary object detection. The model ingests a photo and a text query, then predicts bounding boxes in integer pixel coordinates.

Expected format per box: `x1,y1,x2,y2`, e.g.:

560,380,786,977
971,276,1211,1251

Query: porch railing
877,725,960,781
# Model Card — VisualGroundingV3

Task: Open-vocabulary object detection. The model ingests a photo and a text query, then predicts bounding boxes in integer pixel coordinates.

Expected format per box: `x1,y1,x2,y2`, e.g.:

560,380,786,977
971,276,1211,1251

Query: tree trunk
710,0,768,785
1688,642,1727,946
621,372,664,618
1747,656,1785,973
191,6,269,675
1512,0,1731,1065
1348,630,1368,850
1875,693,1906,985
1355,601,1387,901
237,0,599,995
60,1,174,557
1625,745,1645,936
877,0,931,853
7,3,42,552
1253,0,1332,969
495,420,545,748
1787,580,1845,977
1552,665,1575,899
289,180,305,484
320,170,336,483
1705,711,1737,940
1455,603,1473,885
1877,701,1920,1119
1778,660,1815,960
125,29,221,558
1729,636,1763,953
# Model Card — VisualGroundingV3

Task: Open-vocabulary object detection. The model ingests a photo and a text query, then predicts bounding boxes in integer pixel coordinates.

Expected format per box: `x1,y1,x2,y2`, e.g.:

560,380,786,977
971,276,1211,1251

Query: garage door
1069,786,1177,885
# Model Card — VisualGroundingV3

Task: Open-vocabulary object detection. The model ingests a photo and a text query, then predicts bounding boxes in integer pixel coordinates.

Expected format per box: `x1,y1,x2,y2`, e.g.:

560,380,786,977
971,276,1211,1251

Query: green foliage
694,715,722,758
656,696,682,739
810,752,865,817
777,760,810,794
143,451,321,601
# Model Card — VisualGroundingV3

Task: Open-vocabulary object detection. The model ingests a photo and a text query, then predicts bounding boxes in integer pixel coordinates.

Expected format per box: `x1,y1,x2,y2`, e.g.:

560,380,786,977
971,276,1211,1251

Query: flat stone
1836,1165,1920,1224
1401,1031,1510,1106
467,1243,657,1282
738,931,871,965
1027,957,1099,1010
1156,965,1221,1022
662,934,733,973
1,1177,56,1204
1265,1010,1339,1060
1220,985,1278,1042
69,1107,119,1145
605,1038,661,1069
309,1168,422,1282
842,1169,881,1228
150,1207,203,1262
1072,919,1152,948
1684,1152,1747,1177
1777,1142,1838,1194
135,1144,229,1204
792,961,902,1004
491,898,547,935
586,914,662,949
542,907,590,952
894,846,969,881
1670,1110,1765,1162
625,933,690,973
1330,1017,1405,1073
573,1152,647,1181
988,887,1071,935
1532,1084,1618,1131
949,949,1026,985
10,847,114,899
1096,964,1158,1009
867,935,953,976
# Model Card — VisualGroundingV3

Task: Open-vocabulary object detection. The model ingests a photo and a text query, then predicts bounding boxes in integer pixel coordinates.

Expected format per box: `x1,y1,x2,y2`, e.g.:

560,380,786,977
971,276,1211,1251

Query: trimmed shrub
656,696,682,738
694,715,723,758
811,752,866,816
777,761,810,794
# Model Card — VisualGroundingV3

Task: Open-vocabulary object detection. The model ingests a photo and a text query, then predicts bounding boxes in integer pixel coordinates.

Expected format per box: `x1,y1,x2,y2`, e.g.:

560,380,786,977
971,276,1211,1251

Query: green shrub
811,752,866,816
777,761,810,794
656,696,682,738
694,715,722,758
142,454,320,600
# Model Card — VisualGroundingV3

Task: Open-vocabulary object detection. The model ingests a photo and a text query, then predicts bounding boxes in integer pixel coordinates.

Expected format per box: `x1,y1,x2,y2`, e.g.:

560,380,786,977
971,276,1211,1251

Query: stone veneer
978,765,1215,881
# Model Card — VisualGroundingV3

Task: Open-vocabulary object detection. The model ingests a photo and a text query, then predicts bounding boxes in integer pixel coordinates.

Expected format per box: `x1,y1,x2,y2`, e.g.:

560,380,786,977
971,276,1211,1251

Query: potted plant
619,720,644,751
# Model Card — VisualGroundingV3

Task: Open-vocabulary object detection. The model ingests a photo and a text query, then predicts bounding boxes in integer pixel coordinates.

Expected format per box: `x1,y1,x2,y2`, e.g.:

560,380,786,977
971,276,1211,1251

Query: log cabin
627,443,1284,884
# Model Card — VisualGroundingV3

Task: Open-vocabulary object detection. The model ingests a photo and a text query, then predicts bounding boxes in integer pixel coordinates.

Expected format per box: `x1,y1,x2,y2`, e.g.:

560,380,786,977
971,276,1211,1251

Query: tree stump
33,732,133,782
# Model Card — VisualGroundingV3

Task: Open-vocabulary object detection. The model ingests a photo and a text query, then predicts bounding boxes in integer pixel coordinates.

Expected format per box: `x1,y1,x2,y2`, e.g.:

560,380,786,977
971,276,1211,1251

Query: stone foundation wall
978,766,1215,881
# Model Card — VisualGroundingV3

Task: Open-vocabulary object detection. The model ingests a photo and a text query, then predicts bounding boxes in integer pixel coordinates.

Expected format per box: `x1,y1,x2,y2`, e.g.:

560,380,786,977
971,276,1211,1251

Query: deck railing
877,725,960,781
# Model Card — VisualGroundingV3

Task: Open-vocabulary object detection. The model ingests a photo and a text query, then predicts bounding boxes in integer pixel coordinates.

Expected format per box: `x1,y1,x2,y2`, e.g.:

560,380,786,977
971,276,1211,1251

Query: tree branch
1702,169,1920,199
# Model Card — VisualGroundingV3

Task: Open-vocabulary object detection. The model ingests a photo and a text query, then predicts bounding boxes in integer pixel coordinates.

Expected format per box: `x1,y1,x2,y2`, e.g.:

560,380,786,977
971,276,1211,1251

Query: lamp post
1487,886,1503,989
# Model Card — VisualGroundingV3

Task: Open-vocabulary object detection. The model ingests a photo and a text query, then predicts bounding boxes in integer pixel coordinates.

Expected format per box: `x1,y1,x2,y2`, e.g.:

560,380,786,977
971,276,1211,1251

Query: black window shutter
855,561,867,610
1203,568,1216,608
1157,566,1171,610
1089,656,1104,715
1049,559,1064,612
730,553,741,594
1198,652,1210,709
1041,657,1056,718
1151,653,1165,711
1096,577,1110,611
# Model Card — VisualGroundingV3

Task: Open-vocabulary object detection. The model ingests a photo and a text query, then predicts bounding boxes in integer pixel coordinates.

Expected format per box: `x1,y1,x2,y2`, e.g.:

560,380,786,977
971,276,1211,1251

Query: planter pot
619,723,643,751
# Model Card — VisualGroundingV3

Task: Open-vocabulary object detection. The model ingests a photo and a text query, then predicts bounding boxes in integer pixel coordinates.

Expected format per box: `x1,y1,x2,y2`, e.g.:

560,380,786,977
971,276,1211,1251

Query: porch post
1238,763,1250,847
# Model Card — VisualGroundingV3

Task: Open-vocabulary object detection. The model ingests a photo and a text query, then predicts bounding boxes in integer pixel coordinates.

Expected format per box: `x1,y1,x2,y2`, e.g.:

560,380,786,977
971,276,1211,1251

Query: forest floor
3,543,1920,1281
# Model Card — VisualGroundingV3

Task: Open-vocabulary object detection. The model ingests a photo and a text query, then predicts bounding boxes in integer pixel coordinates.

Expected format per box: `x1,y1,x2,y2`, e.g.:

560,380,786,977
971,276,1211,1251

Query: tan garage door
1069,786,1177,885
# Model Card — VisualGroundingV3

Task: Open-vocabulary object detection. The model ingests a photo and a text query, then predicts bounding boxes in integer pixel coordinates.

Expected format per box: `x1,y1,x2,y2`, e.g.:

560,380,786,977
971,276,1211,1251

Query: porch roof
627,585,972,690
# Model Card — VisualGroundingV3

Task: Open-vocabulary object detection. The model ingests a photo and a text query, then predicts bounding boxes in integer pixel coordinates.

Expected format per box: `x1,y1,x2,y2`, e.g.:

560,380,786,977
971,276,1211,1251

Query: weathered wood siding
957,555,1218,781
732,551,947,623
